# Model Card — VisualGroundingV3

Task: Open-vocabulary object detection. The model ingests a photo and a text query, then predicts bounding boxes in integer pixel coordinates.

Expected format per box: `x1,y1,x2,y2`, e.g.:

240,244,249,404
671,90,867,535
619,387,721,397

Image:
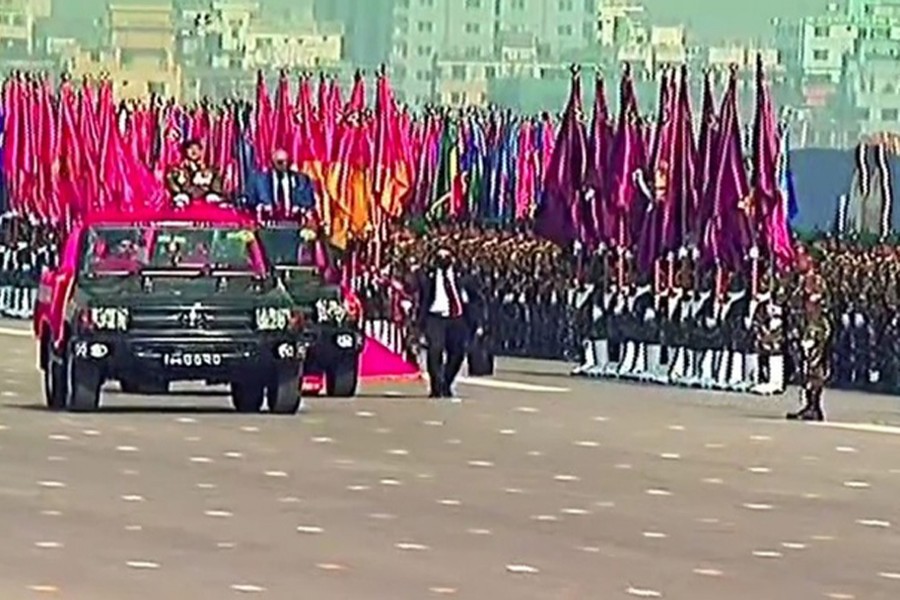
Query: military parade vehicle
33,205,313,414
258,222,364,397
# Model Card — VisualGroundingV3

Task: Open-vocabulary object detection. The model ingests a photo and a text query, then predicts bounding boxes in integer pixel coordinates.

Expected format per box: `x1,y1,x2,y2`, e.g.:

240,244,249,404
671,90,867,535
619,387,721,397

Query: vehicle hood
76,277,292,307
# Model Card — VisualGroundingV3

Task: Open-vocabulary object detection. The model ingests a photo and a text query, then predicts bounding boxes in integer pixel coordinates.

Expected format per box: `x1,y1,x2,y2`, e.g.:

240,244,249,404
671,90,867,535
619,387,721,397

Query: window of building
450,91,463,104
558,24,573,35
511,0,525,8
558,0,574,10
419,0,434,6
452,65,466,79
464,46,480,58
813,25,828,37
416,70,431,81
417,21,433,33
465,22,480,34
584,0,595,11
485,65,497,79
812,49,828,61
882,108,899,121
465,0,481,7
417,45,431,56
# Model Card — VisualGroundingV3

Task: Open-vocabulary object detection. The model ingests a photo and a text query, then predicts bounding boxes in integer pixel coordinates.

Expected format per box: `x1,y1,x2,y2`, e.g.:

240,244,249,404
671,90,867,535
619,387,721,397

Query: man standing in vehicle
166,139,224,206
250,149,316,222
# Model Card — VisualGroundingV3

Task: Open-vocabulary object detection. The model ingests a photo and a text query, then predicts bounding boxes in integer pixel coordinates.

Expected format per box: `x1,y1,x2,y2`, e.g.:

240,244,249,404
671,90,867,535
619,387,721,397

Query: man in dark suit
250,149,316,220
416,246,485,400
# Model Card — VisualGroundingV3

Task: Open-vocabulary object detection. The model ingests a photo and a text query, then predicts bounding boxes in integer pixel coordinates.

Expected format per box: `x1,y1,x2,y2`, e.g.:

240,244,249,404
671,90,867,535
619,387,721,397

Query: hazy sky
643,0,834,40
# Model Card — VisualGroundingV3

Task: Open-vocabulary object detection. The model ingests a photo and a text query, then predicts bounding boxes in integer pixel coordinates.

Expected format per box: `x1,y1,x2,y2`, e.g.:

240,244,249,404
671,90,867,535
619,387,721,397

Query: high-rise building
314,0,394,67
391,0,599,106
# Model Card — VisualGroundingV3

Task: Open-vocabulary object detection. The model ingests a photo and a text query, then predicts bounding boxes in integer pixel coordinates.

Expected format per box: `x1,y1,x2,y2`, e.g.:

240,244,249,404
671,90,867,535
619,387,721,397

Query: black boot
786,388,825,422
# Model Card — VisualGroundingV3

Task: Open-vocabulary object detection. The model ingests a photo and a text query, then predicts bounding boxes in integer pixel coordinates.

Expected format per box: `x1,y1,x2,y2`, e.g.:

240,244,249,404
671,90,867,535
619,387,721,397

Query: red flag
253,71,273,169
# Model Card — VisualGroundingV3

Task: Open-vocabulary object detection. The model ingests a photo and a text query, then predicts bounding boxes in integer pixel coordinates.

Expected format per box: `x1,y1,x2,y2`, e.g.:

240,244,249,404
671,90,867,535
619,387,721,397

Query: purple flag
751,53,795,269
608,64,645,252
585,74,613,248
695,71,718,229
535,68,588,247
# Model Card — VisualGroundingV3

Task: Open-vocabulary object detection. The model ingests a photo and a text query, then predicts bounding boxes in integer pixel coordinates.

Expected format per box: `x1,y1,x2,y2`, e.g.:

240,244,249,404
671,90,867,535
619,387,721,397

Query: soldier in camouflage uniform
787,287,831,422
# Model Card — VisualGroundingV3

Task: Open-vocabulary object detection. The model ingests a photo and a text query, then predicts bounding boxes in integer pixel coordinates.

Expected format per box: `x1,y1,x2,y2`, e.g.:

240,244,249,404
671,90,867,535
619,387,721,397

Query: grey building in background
315,0,395,68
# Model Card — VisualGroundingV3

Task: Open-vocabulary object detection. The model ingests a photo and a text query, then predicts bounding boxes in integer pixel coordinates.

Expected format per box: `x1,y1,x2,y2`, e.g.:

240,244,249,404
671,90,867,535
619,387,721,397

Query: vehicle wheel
43,345,67,411
231,379,264,413
120,379,170,395
267,369,303,415
326,360,359,397
65,350,101,413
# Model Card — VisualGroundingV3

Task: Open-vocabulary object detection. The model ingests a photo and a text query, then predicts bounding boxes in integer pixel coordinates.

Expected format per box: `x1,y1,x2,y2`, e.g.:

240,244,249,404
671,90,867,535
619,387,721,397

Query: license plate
163,352,223,367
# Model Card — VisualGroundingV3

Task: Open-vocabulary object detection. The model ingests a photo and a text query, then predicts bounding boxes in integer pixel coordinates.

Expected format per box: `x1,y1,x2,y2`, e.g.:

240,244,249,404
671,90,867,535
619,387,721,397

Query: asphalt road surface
1,322,900,599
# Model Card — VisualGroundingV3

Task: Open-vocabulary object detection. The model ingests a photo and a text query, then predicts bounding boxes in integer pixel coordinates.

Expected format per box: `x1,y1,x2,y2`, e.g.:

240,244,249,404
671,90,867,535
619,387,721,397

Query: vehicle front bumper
69,332,310,383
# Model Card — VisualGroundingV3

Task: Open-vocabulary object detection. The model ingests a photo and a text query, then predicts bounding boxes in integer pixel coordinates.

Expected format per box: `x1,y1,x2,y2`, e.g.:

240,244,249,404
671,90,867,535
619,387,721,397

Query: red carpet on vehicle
359,336,421,382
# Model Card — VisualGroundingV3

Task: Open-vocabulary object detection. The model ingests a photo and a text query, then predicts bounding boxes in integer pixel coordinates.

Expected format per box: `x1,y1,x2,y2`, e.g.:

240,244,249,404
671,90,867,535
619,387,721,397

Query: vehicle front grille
130,305,254,334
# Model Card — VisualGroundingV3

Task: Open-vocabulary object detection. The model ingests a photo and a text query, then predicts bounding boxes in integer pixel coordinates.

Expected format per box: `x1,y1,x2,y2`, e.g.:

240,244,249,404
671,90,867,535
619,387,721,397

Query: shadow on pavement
13,403,237,415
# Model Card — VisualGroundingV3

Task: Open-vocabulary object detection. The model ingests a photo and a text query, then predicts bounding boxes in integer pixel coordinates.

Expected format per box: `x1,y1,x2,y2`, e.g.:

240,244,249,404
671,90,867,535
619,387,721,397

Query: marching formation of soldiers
571,245,834,419
0,215,57,320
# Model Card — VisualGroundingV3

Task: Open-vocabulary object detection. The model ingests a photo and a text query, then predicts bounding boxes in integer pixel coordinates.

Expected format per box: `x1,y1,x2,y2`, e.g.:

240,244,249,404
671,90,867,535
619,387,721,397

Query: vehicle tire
267,369,303,415
231,379,264,413
326,360,359,397
120,379,170,395
65,350,101,413
43,344,67,411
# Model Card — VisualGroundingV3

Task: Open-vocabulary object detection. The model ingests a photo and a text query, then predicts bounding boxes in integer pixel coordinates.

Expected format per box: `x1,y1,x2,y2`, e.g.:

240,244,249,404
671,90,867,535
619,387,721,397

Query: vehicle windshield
258,227,319,267
81,224,267,276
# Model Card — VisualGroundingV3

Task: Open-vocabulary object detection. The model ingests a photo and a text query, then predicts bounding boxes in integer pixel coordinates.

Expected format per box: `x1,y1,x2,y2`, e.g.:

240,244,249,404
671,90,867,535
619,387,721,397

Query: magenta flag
608,65,645,251
585,74,613,248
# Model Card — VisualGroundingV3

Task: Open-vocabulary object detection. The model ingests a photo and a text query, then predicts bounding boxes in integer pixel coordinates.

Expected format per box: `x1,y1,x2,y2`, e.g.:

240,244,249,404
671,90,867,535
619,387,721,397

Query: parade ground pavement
1,322,900,599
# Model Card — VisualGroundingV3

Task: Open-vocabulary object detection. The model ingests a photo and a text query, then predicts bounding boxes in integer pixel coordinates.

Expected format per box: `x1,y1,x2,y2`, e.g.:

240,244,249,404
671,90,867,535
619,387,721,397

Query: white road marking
315,563,347,571
642,532,667,539
750,435,772,442
176,417,196,424
467,528,492,535
459,377,569,393
204,510,233,518
505,564,539,574
379,479,401,486
438,499,461,506
240,426,259,433
504,488,524,494
37,481,65,489
668,425,686,431
296,526,323,534
752,550,783,558
224,452,243,459
423,420,443,427
82,429,101,436
660,453,680,460
702,478,724,484
615,463,633,470
499,429,516,435
48,434,70,441
347,485,370,491
387,449,409,456
626,587,662,597
781,542,807,550
0,327,30,337
514,406,539,414
34,542,63,549
531,515,558,522
704,443,725,449
693,568,723,577
312,436,334,443
278,496,301,504
217,542,236,549
593,416,609,422
355,411,375,418
126,561,160,570
825,594,855,599
747,467,771,474
230,584,266,593
843,481,870,489
527,451,543,457
835,446,858,453
264,470,288,478
369,513,396,520
47,456,66,462
125,525,142,532
561,508,590,516
40,510,62,517
742,503,774,511
817,422,900,435
121,495,144,502
116,446,138,453
196,483,216,490
189,456,213,464
856,519,890,528
646,488,671,497
574,440,599,447
27,585,59,593
428,586,458,594
554,474,580,482
878,572,900,580
395,542,428,551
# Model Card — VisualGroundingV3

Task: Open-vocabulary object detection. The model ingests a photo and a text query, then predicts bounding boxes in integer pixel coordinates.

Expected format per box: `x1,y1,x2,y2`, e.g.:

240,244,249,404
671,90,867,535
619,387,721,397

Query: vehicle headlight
90,307,129,331
255,307,292,331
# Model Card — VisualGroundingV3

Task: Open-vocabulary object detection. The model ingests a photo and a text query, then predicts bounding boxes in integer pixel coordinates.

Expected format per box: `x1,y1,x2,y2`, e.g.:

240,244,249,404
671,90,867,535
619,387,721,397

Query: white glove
801,339,814,350
205,193,223,203
173,193,190,207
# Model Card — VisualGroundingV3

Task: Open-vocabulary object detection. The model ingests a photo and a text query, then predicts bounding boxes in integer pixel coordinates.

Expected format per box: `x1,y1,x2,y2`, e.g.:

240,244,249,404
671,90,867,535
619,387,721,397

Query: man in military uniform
787,295,832,421
165,139,225,206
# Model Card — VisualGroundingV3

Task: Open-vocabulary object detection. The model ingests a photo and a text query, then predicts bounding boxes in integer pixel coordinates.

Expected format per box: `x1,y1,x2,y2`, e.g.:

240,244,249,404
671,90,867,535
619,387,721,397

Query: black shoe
786,406,824,422
429,389,443,399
